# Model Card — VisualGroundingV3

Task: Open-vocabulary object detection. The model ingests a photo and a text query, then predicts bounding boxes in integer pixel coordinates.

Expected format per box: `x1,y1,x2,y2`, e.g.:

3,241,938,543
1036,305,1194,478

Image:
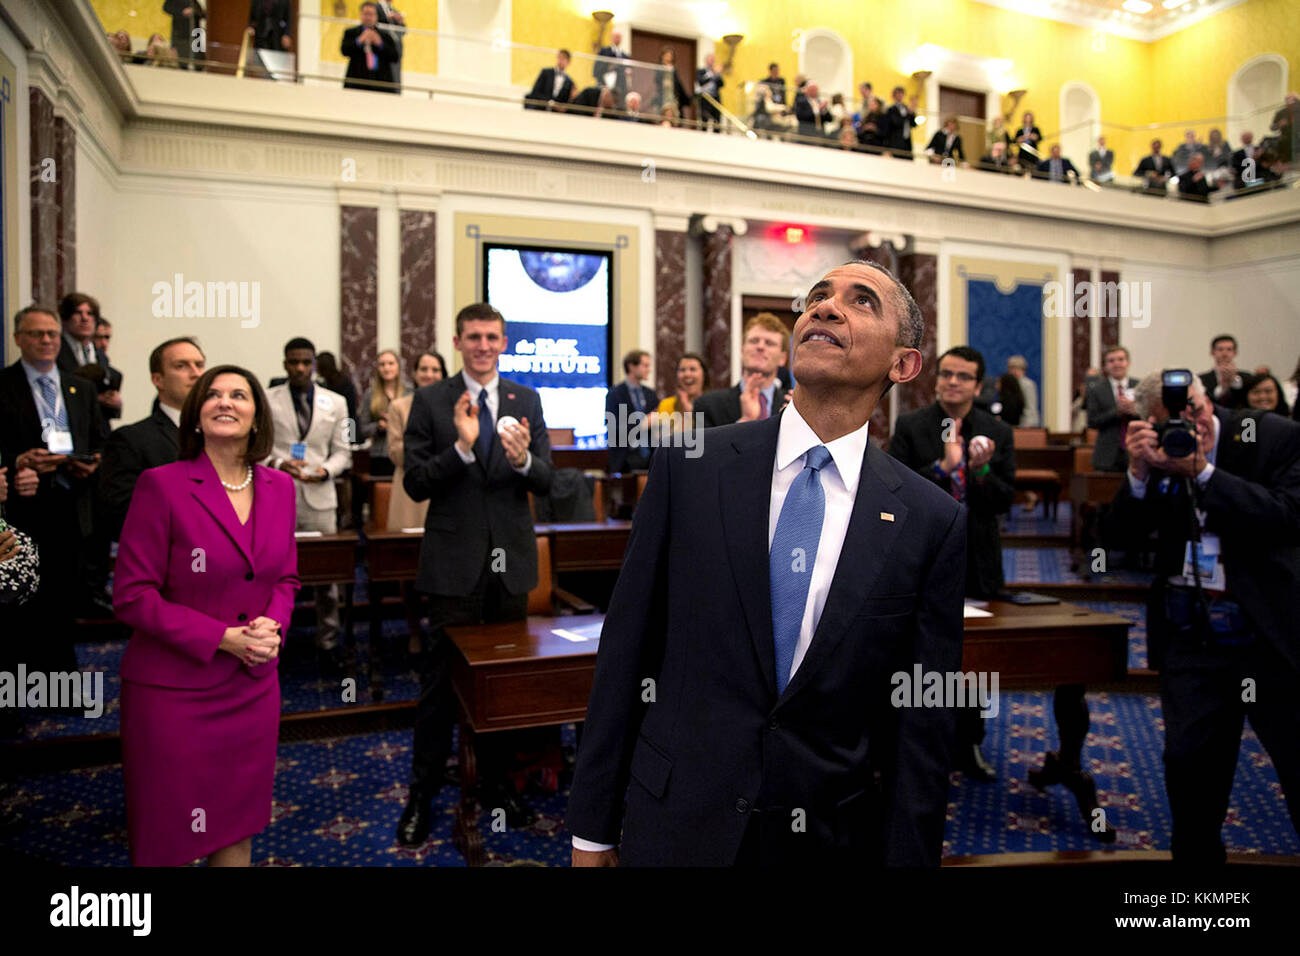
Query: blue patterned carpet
3,691,1295,865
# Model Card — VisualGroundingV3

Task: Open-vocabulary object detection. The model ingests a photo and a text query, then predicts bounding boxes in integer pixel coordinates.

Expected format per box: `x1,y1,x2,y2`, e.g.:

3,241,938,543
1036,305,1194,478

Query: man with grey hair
1108,368,1300,862
569,260,965,866
1006,355,1039,428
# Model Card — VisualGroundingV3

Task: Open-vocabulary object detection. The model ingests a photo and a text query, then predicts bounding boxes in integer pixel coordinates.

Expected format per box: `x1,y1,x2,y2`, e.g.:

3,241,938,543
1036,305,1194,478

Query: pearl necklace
220,465,254,492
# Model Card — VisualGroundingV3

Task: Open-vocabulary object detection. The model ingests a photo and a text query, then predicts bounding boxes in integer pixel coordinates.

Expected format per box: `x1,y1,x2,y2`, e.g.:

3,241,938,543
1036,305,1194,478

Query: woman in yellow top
654,352,709,429
385,350,446,655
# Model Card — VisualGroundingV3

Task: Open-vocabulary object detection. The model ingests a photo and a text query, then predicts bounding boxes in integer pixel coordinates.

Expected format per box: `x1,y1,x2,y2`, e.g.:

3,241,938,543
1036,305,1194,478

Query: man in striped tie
568,261,967,866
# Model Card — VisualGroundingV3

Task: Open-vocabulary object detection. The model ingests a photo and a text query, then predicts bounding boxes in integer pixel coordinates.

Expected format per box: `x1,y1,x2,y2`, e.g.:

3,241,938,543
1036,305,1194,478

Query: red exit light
785,227,805,243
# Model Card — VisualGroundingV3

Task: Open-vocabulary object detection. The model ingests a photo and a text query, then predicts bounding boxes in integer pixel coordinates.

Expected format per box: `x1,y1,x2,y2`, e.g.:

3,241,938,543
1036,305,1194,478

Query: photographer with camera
1109,369,1300,862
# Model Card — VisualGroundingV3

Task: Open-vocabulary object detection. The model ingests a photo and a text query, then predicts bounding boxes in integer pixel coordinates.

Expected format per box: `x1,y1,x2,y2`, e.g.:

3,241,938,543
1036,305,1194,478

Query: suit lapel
6,363,42,445
717,415,781,696
187,455,255,569
61,375,87,453
778,442,908,705
250,465,276,566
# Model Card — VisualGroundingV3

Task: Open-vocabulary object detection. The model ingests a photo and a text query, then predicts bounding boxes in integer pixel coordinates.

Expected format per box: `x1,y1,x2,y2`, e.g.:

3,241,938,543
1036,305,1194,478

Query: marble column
895,252,938,419
340,206,379,395
30,88,76,305
399,210,437,374
1099,269,1121,354
1072,300,1092,397
702,224,734,390
654,229,687,399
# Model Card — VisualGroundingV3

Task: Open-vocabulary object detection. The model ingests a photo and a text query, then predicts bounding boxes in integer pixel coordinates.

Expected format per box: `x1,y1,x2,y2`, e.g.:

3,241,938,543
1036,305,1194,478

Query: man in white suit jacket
266,338,353,664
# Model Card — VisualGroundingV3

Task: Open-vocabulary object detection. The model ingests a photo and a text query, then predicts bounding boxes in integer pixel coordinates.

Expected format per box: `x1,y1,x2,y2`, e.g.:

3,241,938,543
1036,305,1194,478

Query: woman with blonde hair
358,349,410,478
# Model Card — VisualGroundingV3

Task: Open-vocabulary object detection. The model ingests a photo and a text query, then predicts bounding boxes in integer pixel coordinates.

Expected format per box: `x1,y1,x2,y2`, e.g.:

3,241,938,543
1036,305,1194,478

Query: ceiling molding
970,0,1251,44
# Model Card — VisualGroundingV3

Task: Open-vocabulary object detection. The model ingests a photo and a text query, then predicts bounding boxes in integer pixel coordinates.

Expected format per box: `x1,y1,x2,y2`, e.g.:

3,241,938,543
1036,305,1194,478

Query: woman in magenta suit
114,365,299,866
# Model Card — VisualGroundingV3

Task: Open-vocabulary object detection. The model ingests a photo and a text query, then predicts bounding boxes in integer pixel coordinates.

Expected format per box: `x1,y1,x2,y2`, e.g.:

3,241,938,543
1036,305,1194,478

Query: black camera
1156,369,1198,458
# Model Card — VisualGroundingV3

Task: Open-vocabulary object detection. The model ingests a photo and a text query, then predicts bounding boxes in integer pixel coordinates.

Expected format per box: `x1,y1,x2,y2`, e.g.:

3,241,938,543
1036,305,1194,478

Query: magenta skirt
121,669,280,866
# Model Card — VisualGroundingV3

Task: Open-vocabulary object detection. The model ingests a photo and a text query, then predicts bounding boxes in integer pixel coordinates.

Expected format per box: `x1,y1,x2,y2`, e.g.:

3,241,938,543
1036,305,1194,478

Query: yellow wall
511,2,593,85
320,1,438,74
93,1,169,41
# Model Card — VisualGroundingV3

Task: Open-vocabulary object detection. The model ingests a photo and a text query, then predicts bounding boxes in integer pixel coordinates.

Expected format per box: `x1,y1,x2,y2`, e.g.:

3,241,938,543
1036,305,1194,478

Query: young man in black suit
1110,373,1300,862
889,345,1016,783
696,313,788,427
396,302,554,845
569,261,967,866
525,49,576,111
883,85,917,155
1035,144,1079,183
0,306,106,673
341,2,399,93
1199,334,1254,410
56,292,102,375
97,337,206,542
1086,345,1140,472
605,349,658,473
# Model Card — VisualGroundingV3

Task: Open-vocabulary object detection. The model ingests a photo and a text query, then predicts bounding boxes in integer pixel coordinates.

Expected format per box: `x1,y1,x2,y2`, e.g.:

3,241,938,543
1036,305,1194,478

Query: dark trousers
1161,630,1300,863
408,562,528,799
699,98,721,130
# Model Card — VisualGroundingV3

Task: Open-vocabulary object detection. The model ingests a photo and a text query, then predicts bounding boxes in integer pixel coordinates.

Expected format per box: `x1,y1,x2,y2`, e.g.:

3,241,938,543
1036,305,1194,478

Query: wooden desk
962,600,1129,687
1015,445,1074,476
446,613,603,865
537,521,633,572
294,531,359,643
363,528,424,583
551,445,607,472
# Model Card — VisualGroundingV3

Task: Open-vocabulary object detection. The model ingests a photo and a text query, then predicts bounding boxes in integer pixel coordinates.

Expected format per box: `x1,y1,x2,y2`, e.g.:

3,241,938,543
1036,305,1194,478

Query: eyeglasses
937,370,977,382
20,329,60,340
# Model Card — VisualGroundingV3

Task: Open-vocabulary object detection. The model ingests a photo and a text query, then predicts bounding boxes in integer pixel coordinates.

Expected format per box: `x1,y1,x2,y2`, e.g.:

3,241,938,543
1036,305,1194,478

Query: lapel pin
880,512,894,522
506,392,516,400
69,386,76,394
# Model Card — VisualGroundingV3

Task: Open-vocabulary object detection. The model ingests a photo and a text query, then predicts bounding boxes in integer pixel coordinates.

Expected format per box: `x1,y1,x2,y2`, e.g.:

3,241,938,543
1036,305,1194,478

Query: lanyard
32,375,64,425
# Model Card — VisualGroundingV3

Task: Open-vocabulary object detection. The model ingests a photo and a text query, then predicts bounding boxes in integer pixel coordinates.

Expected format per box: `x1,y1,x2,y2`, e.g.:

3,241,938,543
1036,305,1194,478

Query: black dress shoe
959,744,997,783
317,645,353,677
396,795,432,846
481,784,535,828
1028,750,1067,790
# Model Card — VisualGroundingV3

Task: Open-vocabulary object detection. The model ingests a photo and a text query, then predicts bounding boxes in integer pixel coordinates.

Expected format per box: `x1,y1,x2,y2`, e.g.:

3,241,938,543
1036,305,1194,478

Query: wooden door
938,84,986,161
629,29,695,120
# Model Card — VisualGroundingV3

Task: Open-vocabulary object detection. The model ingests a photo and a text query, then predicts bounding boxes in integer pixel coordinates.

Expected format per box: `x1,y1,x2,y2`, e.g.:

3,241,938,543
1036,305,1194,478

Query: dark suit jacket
97,401,180,541
888,402,1016,599
1013,125,1042,164
0,361,106,539
164,0,203,58
605,381,659,473
248,0,291,49
927,131,964,160
593,45,631,93
696,382,787,428
1134,154,1174,183
72,360,123,421
1107,407,1300,673
1085,376,1139,472
794,93,830,137
1199,369,1254,410
566,413,967,865
525,68,575,109
1036,157,1080,181
56,337,98,376
341,24,399,92
977,154,1015,173
401,375,553,597
883,103,916,152
1178,169,1216,200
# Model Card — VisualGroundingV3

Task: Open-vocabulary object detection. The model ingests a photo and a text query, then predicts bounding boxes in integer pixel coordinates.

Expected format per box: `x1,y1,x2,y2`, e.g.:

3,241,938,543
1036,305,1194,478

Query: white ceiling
971,0,1251,43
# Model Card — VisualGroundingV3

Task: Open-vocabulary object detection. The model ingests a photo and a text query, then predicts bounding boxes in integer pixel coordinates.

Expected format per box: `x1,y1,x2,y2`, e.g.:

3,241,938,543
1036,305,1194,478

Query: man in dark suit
889,345,1015,783
882,85,917,155
247,0,292,52
1177,152,1217,201
81,317,124,422
1231,131,1263,189
696,313,788,427
1199,334,1254,410
56,292,102,376
764,62,786,105
1089,135,1115,183
97,337,206,542
695,53,725,132
568,260,965,866
605,349,658,473
396,302,554,845
925,117,964,162
978,141,1015,173
1086,346,1140,472
1134,138,1175,192
525,49,576,111
593,29,631,98
1035,144,1079,183
1109,373,1300,862
793,82,831,140
164,0,204,68
0,306,106,673
341,2,399,93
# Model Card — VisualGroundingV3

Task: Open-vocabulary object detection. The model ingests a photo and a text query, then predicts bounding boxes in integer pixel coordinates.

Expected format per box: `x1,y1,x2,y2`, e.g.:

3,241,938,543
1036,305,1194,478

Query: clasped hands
222,617,281,667
941,418,995,472
452,390,531,468
280,459,328,482
14,448,98,481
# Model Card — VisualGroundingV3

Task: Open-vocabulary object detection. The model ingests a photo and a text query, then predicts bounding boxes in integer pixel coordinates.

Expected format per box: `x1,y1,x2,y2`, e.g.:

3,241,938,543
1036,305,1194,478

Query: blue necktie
476,389,494,462
38,376,67,428
769,445,831,694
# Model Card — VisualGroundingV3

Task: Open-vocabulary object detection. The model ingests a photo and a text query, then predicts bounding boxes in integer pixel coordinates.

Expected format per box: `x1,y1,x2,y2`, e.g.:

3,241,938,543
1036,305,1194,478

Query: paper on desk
294,531,324,538
551,621,605,643
402,527,424,534
963,602,994,619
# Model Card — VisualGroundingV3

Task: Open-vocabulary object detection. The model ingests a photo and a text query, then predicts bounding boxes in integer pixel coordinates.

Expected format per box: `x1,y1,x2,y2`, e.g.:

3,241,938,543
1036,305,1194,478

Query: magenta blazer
114,456,301,689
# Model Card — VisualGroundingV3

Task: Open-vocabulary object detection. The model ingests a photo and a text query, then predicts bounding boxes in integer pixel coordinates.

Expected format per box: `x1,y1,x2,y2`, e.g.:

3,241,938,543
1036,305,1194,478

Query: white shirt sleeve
1127,470,1148,499
454,443,475,464
1195,462,1215,487
572,836,616,852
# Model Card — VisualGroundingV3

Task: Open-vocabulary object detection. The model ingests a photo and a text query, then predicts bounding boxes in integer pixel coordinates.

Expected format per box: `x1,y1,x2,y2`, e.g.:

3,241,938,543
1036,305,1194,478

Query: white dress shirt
63,333,95,367
453,370,532,474
159,401,182,428
572,403,870,853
